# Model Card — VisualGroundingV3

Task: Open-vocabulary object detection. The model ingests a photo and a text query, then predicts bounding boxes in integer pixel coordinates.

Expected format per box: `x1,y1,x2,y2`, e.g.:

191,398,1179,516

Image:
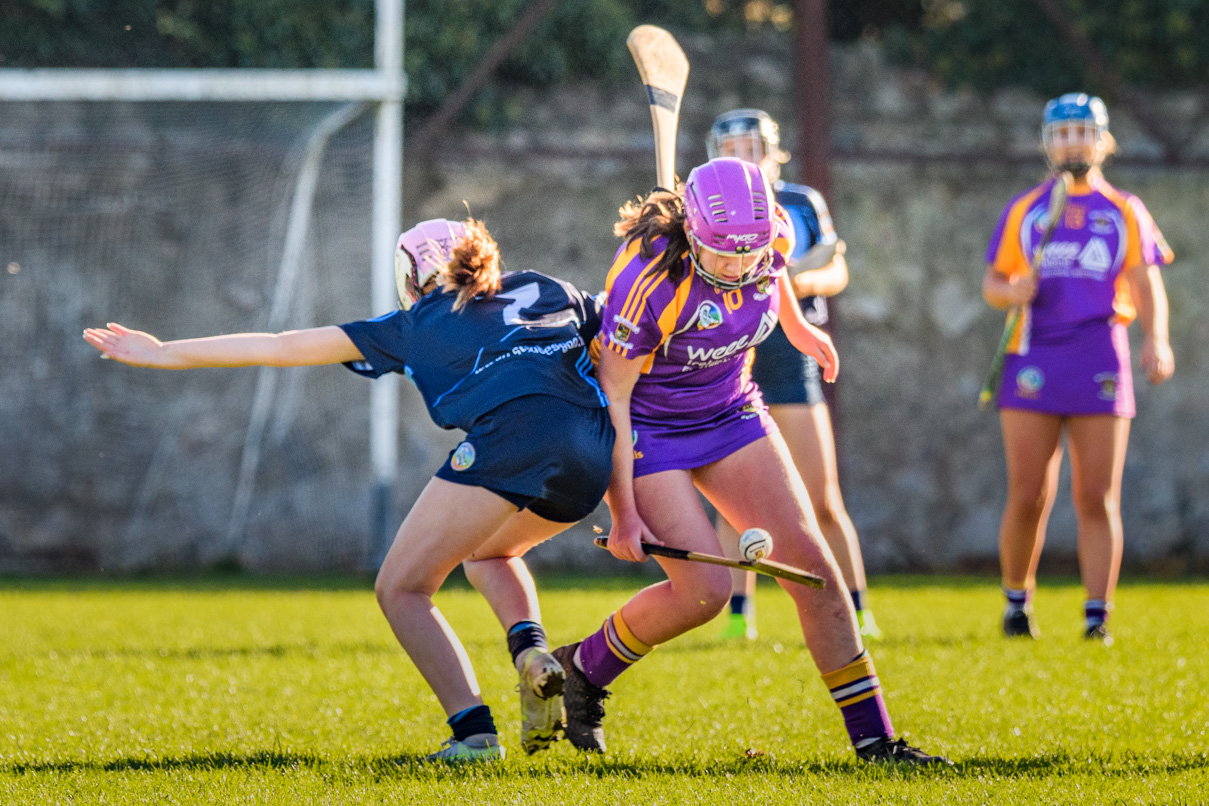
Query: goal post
0,1,406,570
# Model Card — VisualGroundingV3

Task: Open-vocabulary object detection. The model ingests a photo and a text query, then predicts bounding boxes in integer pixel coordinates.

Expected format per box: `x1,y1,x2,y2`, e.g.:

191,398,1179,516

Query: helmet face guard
686,238,773,292
395,219,467,309
1042,93,1109,176
706,108,787,166
683,158,776,290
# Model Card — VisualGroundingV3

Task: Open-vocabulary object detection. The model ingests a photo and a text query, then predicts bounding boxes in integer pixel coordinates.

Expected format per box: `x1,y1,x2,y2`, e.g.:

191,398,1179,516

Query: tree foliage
882,0,1209,95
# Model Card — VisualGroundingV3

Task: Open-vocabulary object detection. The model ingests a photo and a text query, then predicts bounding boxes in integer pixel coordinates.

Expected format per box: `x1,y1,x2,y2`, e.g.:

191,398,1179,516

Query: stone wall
2,37,1206,574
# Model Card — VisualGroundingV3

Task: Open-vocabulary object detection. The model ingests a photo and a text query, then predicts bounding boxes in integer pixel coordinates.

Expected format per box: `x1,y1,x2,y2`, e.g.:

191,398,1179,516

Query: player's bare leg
1067,415,1130,643
555,468,732,752
772,401,879,637
375,478,518,759
464,510,572,752
697,434,949,764
998,409,1064,636
694,434,859,671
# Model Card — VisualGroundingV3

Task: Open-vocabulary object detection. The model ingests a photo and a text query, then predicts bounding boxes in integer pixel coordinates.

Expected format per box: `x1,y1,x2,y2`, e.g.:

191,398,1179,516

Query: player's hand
1006,274,1038,306
606,508,662,563
83,323,167,368
1141,336,1174,385
802,327,839,383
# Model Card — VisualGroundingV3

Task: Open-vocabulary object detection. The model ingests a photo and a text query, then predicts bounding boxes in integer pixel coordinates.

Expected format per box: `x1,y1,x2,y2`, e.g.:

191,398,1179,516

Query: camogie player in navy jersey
706,110,881,642
84,218,615,763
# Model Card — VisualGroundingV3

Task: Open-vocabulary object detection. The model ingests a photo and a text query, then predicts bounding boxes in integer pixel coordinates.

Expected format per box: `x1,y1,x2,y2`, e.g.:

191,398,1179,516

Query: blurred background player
706,109,880,641
84,218,615,761
983,94,1174,644
552,158,949,765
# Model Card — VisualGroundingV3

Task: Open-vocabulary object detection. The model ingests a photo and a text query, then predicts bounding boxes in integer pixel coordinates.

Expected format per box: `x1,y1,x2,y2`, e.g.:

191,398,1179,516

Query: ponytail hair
613,185,691,283
441,217,503,311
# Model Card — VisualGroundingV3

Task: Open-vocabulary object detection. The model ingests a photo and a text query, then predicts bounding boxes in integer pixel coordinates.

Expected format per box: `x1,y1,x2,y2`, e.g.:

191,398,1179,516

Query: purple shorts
631,397,779,477
998,320,1135,418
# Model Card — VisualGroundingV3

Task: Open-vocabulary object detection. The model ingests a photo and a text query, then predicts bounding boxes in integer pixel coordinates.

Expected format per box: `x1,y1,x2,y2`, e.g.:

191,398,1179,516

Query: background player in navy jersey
706,109,881,641
84,217,615,763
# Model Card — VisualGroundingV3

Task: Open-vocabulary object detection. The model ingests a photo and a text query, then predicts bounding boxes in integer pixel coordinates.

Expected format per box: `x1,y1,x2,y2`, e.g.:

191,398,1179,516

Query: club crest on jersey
755,274,772,297
1016,366,1045,399
1089,210,1119,235
696,300,724,330
1063,203,1086,230
610,315,638,349
1094,372,1119,401
450,441,476,472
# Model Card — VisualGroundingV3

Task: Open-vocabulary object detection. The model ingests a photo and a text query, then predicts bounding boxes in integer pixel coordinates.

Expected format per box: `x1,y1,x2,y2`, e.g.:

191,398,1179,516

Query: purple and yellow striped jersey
598,207,793,424
986,175,1173,354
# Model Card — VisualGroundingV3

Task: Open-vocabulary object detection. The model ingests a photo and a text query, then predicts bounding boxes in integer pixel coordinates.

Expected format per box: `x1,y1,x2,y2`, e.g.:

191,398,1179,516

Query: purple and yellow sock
1003,586,1030,614
1084,599,1110,630
575,610,655,688
821,649,894,749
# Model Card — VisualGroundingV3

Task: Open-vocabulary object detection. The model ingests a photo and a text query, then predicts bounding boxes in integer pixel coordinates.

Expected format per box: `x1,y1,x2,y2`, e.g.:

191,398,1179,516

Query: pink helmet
395,218,467,309
683,158,775,290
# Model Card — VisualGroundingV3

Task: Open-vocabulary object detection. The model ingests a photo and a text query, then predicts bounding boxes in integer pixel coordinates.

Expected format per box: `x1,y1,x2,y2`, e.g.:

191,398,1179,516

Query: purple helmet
395,218,466,309
683,158,776,290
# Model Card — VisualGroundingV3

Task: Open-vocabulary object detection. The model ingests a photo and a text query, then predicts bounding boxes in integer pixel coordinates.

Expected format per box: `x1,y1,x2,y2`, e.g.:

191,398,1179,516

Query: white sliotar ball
739,528,772,562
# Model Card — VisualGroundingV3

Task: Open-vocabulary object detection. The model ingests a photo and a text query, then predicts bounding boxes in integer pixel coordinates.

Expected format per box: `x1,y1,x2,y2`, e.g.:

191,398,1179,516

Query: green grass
1,575,1207,804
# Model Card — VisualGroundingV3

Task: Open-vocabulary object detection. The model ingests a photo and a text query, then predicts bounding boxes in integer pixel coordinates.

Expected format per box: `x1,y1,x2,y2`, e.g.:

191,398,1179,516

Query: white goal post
0,0,407,568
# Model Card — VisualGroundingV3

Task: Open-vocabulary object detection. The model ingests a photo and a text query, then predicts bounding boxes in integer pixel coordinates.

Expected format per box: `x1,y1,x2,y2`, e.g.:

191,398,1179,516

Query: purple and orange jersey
599,209,794,426
986,174,1173,354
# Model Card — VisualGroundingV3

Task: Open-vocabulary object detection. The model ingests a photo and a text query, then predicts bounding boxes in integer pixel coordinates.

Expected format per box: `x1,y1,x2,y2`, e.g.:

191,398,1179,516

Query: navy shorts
749,324,826,407
434,395,615,523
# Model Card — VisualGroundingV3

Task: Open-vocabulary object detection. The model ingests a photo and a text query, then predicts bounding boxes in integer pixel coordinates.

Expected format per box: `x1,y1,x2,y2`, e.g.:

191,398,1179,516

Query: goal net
0,100,401,572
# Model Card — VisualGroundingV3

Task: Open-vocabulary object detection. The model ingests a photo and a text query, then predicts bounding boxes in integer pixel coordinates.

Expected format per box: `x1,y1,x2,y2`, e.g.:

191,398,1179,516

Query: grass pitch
1,574,1206,804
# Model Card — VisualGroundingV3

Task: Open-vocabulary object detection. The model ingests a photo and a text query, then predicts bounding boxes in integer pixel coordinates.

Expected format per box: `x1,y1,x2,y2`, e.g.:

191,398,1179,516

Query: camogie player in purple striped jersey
550,158,950,765
984,94,1175,644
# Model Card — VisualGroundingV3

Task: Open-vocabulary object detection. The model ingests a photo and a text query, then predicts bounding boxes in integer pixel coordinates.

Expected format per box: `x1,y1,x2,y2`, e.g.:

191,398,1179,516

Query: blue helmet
1042,94,1108,144
1042,93,1109,174
706,108,788,164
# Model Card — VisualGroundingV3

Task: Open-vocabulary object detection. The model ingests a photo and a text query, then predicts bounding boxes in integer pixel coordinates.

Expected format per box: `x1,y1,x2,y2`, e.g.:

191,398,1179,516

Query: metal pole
368,0,405,568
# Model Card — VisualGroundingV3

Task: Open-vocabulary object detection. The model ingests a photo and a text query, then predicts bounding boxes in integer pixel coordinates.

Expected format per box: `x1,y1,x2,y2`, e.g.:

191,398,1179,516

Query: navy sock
850,589,867,613
1084,599,1109,629
729,594,749,617
506,620,547,665
447,704,496,741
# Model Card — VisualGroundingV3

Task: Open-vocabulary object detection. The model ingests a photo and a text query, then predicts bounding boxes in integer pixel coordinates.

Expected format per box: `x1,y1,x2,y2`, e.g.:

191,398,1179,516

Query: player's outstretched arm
775,273,838,382
83,323,364,369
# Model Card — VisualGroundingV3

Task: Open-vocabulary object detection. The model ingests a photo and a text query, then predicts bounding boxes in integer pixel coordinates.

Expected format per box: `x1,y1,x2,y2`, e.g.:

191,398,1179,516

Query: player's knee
1072,484,1116,519
683,569,733,624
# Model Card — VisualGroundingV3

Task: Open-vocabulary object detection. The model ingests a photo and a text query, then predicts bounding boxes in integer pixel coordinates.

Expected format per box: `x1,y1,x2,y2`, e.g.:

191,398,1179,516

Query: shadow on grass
8,748,1208,780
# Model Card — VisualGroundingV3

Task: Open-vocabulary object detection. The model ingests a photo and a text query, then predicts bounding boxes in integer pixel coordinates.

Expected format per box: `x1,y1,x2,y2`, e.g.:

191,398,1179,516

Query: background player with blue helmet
983,94,1174,644
706,109,881,642
84,217,615,762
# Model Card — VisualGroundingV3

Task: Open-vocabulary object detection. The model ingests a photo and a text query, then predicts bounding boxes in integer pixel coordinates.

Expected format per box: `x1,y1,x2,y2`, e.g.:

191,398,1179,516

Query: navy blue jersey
339,271,607,431
775,180,838,326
